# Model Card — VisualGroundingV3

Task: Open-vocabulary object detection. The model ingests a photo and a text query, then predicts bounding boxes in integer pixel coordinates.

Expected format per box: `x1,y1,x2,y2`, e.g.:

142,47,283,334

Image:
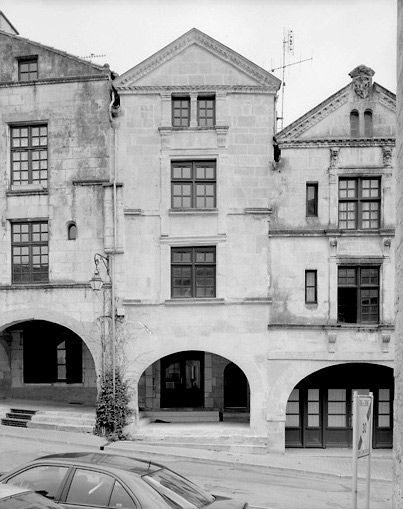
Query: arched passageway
138,351,250,424
285,363,393,449
1,320,97,405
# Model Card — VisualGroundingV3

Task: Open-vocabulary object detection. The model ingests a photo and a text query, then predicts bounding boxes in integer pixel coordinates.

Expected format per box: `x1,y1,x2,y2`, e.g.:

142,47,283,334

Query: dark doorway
224,363,248,409
285,363,393,449
14,321,82,384
160,351,204,408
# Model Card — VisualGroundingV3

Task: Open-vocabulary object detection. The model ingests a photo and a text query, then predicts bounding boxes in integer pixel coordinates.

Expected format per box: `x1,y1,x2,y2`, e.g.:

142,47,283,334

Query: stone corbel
216,126,229,149
382,147,392,167
158,127,172,150
330,147,340,168
383,238,392,256
381,333,391,353
329,238,338,256
327,332,337,353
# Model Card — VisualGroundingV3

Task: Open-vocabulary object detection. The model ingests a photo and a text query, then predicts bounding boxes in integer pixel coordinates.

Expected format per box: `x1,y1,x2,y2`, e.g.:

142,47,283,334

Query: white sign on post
357,396,372,458
352,391,373,509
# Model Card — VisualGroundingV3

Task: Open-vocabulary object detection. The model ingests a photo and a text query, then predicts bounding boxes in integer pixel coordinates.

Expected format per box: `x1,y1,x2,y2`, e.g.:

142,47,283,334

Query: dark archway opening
285,363,393,449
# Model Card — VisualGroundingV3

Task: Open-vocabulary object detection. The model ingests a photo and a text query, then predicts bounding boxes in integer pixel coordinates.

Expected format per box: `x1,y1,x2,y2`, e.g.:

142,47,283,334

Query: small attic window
364,110,373,137
18,57,38,81
350,110,359,138
67,222,77,240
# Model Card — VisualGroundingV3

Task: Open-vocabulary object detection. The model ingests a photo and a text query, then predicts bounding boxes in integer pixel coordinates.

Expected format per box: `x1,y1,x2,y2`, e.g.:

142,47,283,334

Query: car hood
211,495,248,508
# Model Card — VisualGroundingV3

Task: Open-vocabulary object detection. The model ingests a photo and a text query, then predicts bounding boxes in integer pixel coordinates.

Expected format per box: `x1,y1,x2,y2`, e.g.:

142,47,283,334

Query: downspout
109,87,118,397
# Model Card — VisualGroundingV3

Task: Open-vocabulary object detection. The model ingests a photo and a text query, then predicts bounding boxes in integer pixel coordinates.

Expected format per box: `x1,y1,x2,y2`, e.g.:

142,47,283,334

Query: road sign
357,396,372,458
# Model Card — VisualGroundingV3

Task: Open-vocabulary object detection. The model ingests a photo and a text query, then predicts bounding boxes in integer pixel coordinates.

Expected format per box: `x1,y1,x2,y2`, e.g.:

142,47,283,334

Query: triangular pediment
276,65,396,143
115,28,281,91
277,68,396,143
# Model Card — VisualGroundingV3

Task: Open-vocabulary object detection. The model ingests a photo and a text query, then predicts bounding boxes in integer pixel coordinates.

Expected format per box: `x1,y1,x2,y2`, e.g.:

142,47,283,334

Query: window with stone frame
338,177,380,229
305,270,317,303
337,266,379,323
197,95,215,126
10,124,48,187
172,96,190,127
171,161,216,209
171,246,216,298
306,183,318,217
12,221,49,283
18,57,38,81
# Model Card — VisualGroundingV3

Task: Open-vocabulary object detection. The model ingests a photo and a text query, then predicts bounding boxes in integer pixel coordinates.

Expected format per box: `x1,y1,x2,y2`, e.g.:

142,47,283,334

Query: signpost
352,391,373,509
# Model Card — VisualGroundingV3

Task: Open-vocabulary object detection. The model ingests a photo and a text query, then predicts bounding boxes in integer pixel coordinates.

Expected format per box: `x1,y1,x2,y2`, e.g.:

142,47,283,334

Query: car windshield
0,491,60,509
143,468,214,509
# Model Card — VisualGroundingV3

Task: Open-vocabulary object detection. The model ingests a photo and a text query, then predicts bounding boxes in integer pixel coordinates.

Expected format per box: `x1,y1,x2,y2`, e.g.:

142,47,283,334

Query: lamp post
90,253,116,398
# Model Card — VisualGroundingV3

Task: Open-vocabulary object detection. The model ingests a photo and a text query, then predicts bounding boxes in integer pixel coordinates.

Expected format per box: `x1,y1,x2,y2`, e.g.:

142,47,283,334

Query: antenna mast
272,29,313,131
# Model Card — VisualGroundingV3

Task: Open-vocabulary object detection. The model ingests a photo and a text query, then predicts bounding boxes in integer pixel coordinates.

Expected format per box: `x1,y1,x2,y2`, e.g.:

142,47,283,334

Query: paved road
0,433,393,509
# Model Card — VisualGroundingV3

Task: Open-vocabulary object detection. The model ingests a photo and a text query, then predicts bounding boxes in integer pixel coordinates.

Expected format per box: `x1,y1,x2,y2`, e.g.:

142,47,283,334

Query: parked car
0,482,62,508
0,451,249,509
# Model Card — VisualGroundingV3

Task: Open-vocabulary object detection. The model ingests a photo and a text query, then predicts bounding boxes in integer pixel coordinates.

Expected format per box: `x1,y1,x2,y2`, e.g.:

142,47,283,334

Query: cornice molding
118,84,276,94
278,137,395,149
115,29,280,91
0,75,109,89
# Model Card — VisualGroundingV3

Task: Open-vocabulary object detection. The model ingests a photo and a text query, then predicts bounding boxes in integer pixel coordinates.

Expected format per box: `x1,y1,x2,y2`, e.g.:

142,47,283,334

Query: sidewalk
0,424,393,484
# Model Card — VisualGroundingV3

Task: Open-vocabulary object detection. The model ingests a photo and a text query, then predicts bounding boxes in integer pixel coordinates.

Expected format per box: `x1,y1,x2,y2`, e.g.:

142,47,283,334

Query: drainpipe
108,87,118,398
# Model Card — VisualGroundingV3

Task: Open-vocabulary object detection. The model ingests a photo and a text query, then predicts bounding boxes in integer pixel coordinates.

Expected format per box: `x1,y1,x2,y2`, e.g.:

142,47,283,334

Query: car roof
36,452,163,475
0,482,31,497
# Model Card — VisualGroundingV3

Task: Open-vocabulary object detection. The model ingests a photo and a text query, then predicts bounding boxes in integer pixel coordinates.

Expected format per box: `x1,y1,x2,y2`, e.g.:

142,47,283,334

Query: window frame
364,109,373,137
171,246,216,299
11,221,49,284
197,95,216,127
350,110,360,137
337,265,380,324
172,96,190,127
10,124,48,187
338,177,381,230
305,270,317,304
171,160,216,209
306,182,318,217
18,56,38,81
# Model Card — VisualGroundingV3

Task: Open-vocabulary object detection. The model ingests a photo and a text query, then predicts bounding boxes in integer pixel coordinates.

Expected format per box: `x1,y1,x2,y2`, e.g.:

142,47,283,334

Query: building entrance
160,351,204,408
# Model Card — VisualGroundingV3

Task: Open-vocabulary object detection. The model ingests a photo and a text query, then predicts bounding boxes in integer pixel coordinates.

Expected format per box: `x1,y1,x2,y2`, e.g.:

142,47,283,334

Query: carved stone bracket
382,146,392,167
383,238,392,253
330,147,340,168
381,333,391,353
328,332,337,353
329,238,338,256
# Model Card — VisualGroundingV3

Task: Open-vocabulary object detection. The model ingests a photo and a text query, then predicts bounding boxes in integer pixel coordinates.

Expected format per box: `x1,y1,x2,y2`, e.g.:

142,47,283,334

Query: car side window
66,469,123,507
109,481,137,509
6,465,69,500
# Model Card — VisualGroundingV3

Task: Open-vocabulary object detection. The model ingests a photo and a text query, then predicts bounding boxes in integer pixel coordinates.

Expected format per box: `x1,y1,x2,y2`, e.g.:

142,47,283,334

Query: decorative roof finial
349,65,375,99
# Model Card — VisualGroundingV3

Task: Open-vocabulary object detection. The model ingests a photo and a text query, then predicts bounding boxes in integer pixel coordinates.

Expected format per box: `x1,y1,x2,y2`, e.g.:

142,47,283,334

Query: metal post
352,391,358,509
365,392,373,509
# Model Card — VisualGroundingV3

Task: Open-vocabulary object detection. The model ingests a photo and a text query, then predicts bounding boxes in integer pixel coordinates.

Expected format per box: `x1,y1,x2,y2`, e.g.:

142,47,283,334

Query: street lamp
90,253,109,291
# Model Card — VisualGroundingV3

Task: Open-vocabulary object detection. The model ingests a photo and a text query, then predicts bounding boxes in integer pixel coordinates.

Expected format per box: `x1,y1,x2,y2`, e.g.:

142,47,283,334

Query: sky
0,0,397,128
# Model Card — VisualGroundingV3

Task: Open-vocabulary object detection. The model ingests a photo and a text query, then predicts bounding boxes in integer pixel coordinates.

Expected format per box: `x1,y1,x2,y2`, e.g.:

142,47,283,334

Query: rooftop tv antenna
271,29,313,131
80,53,106,61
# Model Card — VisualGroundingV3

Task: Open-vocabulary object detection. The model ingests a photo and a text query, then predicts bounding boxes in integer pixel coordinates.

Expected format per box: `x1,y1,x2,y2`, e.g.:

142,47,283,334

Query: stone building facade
0,14,115,404
274,65,395,449
0,18,396,454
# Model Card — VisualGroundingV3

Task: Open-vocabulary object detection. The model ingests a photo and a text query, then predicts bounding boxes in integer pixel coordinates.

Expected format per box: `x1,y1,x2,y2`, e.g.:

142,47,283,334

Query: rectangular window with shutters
171,247,216,298
18,57,38,81
305,270,317,304
338,266,379,323
171,161,216,209
12,221,49,284
338,177,380,229
11,124,48,187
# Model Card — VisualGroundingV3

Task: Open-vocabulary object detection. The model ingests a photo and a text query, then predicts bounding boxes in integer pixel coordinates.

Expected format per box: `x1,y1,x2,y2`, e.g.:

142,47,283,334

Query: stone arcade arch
126,346,264,432
283,362,394,449
0,310,100,405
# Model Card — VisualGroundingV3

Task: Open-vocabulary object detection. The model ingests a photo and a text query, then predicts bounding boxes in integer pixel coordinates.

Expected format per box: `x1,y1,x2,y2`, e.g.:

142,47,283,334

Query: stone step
1,418,28,427
10,408,36,416
5,413,33,421
27,421,94,433
132,440,267,455
30,414,95,426
143,411,220,423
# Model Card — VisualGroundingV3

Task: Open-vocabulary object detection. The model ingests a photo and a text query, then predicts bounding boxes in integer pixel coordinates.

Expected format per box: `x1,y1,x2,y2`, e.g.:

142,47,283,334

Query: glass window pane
286,414,300,427
308,415,319,427
6,465,69,500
